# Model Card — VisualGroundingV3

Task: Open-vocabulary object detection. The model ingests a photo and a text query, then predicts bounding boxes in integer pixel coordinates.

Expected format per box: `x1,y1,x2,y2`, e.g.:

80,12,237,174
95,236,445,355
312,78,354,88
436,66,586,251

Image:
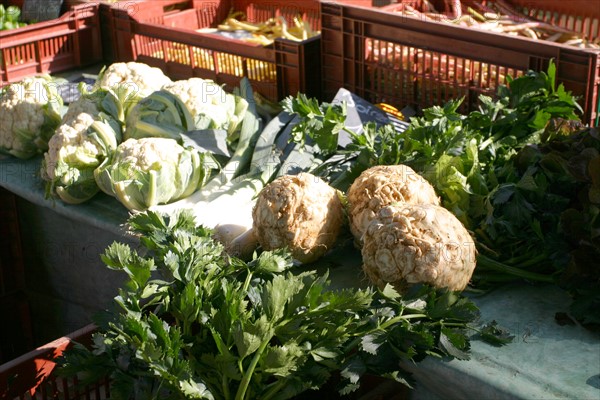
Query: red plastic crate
0,324,104,400
0,1,102,85
0,322,409,399
321,0,600,126
108,0,325,102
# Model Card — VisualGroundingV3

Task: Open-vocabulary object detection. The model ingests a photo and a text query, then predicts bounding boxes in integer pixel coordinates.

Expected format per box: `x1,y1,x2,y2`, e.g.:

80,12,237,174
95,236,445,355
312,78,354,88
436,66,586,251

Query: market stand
1,153,599,399
1,0,599,398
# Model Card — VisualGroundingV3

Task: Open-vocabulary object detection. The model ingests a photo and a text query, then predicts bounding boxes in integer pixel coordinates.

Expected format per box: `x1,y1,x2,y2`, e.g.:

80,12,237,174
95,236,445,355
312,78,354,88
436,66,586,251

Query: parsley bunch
58,211,494,399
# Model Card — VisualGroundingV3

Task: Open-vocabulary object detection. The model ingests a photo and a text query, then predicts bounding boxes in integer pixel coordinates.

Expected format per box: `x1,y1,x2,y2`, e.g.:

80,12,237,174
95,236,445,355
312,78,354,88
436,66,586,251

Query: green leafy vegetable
283,60,598,327
57,211,506,399
0,5,28,31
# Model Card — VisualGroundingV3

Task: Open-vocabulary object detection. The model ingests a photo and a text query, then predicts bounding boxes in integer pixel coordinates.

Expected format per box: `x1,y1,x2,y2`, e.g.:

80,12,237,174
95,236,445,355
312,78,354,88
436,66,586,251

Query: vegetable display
2,52,597,397
346,164,440,245
41,86,133,204
57,211,501,399
0,75,63,159
362,203,478,292
392,0,599,49
94,137,210,211
281,61,598,327
252,173,345,263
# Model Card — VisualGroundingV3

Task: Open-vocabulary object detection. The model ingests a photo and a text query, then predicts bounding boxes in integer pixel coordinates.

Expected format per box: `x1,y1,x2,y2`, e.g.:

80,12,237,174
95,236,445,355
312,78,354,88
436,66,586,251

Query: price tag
21,0,63,23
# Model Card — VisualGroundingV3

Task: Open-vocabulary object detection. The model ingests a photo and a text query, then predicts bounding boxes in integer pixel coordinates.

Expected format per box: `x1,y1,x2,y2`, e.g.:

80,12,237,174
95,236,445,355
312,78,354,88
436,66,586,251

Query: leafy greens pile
282,61,599,327
57,211,504,399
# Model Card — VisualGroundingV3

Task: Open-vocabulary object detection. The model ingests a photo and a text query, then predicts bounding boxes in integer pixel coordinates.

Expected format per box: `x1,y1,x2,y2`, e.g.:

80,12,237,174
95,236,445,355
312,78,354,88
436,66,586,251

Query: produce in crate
213,11,319,45
0,75,63,159
389,0,599,48
0,4,27,30
362,203,477,292
347,164,440,245
251,173,345,263
94,137,211,211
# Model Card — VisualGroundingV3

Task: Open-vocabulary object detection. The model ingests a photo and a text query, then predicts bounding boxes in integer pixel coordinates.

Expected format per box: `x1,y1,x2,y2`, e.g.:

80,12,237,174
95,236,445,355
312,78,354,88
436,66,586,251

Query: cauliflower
0,75,63,159
42,87,128,204
62,79,145,127
61,92,102,124
95,62,172,97
252,173,345,263
347,164,440,244
124,77,249,141
162,78,248,135
94,137,207,211
42,112,120,204
361,203,477,292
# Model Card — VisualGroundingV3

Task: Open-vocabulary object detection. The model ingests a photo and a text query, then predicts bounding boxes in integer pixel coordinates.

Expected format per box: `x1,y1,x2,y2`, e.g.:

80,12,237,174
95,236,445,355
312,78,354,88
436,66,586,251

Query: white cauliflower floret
115,137,184,169
162,77,247,134
361,203,477,292
0,75,63,159
42,113,104,181
61,94,101,124
95,62,172,97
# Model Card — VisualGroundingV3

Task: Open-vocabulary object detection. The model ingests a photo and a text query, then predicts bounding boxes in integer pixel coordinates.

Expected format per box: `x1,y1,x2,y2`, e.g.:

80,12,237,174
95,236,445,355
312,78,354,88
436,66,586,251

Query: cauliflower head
0,75,63,159
252,173,345,263
94,137,206,211
61,92,101,124
361,203,477,292
63,81,145,127
347,164,440,245
95,62,172,97
42,111,121,204
162,78,248,135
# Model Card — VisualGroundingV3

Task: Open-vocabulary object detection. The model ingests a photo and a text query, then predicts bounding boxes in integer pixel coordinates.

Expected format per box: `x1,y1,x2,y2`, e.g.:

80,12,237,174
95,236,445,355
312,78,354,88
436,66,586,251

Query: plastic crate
108,0,324,102
320,0,600,126
0,324,105,400
0,1,102,85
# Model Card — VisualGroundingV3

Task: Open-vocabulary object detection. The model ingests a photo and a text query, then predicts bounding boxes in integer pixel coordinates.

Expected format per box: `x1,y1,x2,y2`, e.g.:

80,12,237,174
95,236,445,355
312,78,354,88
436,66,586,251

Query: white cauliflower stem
252,173,345,263
347,164,440,244
0,75,63,159
361,203,477,292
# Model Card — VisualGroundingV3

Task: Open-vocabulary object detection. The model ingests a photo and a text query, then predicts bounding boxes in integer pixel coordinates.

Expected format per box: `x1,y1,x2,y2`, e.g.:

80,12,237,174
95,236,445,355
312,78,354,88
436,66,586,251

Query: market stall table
1,154,598,400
